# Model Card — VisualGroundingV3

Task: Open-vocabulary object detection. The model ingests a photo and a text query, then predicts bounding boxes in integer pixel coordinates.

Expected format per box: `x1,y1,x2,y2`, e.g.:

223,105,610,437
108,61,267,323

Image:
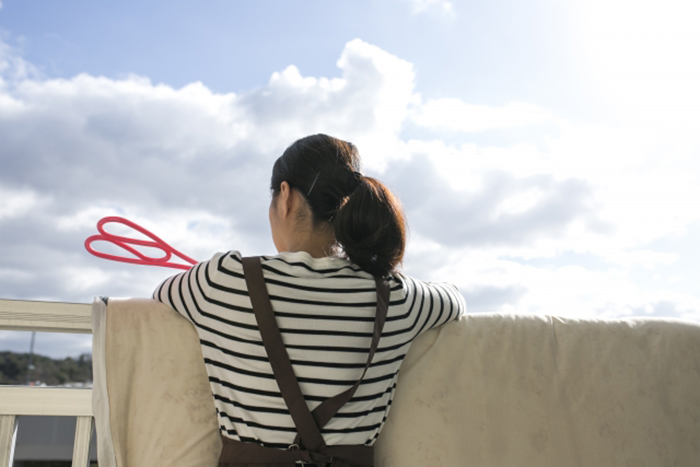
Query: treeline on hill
0,351,92,385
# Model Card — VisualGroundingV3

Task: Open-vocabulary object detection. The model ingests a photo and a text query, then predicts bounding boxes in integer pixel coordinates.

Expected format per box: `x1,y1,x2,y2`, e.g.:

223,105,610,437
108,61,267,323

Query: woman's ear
277,181,293,219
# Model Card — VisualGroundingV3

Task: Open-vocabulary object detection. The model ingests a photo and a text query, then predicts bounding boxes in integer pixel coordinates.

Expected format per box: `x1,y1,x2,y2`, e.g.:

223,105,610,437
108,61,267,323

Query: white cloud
405,0,454,14
241,39,416,170
413,99,555,132
493,187,548,218
0,31,699,357
0,36,421,305
0,35,39,83
401,121,700,256
418,245,698,320
572,0,700,135
0,186,48,220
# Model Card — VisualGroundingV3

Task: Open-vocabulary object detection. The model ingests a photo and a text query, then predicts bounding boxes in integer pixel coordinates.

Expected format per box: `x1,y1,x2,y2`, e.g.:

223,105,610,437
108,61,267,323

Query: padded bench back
93,298,700,467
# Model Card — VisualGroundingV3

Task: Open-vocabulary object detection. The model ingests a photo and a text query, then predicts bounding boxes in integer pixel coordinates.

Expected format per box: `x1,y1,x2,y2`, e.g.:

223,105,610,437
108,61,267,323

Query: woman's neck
284,228,336,258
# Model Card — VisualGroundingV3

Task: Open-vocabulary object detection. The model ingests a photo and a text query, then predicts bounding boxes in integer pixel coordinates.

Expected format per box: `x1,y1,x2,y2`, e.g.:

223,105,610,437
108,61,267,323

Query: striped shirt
153,250,465,448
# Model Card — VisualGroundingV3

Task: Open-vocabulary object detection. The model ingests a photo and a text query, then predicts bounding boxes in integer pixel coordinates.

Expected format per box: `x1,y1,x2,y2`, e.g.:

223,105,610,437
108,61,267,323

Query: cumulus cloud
0,34,698,356
572,0,700,133
461,284,528,313
0,37,419,306
238,39,415,159
0,186,48,220
0,35,38,83
397,0,454,15
413,99,555,132
388,157,599,248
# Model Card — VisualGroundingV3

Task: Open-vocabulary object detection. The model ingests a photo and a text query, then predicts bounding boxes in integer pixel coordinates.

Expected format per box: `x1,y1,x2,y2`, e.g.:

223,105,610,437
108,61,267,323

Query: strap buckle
289,444,306,466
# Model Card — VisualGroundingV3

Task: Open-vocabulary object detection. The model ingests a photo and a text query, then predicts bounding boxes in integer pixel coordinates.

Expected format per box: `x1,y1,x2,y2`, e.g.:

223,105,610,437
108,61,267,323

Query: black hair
270,134,406,277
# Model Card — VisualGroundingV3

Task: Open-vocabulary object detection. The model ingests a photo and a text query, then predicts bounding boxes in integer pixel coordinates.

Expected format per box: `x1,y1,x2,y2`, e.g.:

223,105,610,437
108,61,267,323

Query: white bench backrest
0,299,93,467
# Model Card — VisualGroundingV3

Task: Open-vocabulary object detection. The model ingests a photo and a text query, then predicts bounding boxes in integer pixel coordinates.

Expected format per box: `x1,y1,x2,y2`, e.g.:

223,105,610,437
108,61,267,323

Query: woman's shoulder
391,271,463,299
199,250,244,274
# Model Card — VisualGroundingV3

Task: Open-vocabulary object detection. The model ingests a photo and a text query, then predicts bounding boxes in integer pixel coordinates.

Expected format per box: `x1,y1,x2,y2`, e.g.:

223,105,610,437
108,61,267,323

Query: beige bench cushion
93,298,700,466
93,298,221,467
377,313,700,465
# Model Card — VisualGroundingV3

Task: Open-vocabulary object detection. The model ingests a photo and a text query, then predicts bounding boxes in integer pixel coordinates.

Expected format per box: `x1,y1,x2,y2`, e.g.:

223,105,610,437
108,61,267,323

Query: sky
1,0,699,358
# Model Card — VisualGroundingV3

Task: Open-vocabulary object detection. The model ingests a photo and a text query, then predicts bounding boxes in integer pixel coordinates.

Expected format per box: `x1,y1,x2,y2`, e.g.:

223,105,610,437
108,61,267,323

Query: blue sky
1,1,586,111
1,0,699,358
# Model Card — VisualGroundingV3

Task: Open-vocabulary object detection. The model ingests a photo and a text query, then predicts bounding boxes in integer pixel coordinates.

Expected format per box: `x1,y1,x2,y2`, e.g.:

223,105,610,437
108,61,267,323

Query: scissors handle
84,216,197,270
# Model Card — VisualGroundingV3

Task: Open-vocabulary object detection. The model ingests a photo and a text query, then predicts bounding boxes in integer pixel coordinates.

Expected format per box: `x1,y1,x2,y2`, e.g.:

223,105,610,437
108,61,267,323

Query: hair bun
344,170,363,196
333,176,406,277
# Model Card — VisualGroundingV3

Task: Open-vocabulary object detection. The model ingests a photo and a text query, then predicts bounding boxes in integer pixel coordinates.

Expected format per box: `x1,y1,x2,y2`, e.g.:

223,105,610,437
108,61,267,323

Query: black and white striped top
153,250,465,448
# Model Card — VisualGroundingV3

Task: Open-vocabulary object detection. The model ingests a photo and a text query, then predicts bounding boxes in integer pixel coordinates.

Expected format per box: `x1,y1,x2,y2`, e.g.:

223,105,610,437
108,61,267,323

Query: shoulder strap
242,256,390,452
304,276,389,438
242,256,326,452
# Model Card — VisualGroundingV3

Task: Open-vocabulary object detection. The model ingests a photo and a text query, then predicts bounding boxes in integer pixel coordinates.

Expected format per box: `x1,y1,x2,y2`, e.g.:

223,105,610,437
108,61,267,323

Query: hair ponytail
333,177,406,277
271,134,407,277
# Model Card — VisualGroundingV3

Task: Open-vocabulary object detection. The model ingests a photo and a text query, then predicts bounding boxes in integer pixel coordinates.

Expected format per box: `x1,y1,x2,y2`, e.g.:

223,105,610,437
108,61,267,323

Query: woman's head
270,134,406,277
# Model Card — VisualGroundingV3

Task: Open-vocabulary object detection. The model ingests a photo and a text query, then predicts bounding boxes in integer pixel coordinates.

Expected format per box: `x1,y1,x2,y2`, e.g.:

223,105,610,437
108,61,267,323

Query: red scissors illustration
84,216,196,270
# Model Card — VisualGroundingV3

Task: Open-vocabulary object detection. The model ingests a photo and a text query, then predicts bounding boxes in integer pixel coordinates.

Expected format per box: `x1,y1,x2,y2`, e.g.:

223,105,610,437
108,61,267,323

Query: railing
0,299,93,467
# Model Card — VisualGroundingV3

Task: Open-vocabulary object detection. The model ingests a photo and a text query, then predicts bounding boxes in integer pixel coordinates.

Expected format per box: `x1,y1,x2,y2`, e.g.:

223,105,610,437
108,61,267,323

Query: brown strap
243,256,326,452
219,434,374,467
302,276,389,441
242,256,390,454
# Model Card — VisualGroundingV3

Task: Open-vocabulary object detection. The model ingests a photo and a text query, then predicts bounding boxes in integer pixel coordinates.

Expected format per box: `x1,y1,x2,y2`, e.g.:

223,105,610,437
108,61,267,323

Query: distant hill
0,351,92,386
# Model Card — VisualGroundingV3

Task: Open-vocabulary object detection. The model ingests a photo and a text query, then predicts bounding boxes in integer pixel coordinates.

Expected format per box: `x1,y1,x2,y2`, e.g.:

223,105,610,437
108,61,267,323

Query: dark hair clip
307,171,321,196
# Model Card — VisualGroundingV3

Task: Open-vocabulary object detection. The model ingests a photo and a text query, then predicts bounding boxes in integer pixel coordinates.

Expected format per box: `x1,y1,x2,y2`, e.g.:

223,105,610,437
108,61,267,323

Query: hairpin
307,171,321,196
